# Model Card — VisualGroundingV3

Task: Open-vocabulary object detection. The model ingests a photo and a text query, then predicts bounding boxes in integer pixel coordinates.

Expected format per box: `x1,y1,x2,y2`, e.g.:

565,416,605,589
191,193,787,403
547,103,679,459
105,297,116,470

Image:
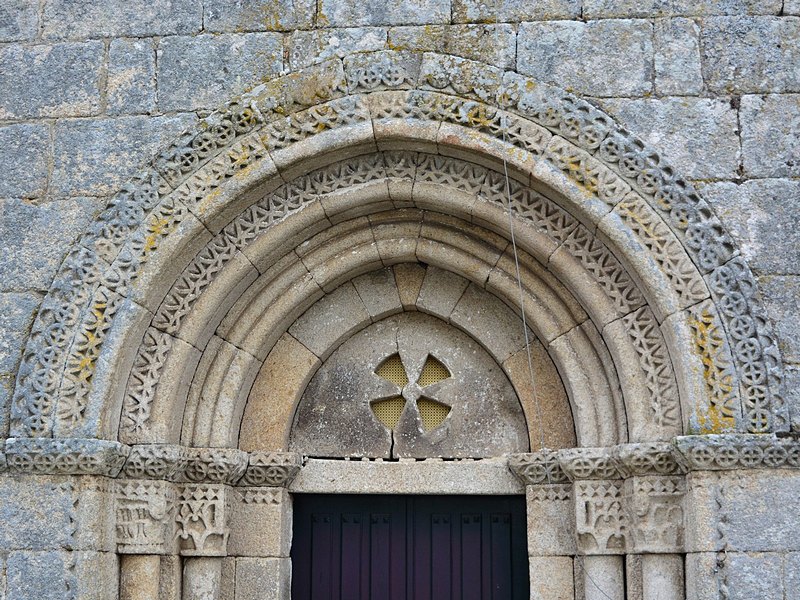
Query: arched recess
7,50,786,448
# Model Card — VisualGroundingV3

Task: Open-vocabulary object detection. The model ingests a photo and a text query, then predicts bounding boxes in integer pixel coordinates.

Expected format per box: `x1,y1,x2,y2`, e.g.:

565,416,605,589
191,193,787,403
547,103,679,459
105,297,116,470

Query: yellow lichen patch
689,308,736,433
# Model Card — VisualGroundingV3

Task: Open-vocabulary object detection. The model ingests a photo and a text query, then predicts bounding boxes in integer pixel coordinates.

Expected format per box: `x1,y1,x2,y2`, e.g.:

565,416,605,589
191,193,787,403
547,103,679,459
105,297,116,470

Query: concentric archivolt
9,51,785,445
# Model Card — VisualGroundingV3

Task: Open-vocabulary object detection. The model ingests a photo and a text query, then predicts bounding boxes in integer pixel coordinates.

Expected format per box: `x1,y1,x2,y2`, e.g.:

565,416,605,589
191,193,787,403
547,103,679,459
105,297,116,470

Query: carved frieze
115,479,178,554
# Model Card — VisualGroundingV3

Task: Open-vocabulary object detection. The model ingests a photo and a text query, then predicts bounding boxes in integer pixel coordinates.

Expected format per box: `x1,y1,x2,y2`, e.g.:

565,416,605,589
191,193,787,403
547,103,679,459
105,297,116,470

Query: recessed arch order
9,50,787,449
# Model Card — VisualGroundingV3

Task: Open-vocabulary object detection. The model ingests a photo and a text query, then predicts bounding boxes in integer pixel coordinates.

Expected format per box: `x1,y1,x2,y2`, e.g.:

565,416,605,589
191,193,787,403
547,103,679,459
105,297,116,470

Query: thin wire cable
492,9,618,600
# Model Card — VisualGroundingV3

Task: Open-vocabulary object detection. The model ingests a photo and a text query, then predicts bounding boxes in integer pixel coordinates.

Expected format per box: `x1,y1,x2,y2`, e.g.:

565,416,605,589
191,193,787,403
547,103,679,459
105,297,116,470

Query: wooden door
291,494,528,600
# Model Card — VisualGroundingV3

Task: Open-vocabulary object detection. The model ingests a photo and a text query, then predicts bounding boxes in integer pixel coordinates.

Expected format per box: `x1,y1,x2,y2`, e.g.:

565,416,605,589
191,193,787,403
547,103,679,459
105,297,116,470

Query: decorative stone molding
121,444,187,480
8,50,784,443
559,447,628,480
241,452,302,487
624,475,685,553
4,437,129,476
676,434,800,470
507,451,569,485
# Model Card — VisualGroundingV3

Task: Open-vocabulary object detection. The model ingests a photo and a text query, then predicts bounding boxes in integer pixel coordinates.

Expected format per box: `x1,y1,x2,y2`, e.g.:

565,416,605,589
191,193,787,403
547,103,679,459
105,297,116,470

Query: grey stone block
786,552,800,598
0,197,102,292
107,38,156,116
654,18,703,95
758,275,800,363
388,24,517,70
6,550,117,600
157,34,283,112
452,0,580,22
787,364,800,433
0,124,50,198
725,552,784,600
0,0,38,42
289,28,388,70
205,0,316,32
0,42,103,119
0,293,40,374
517,20,653,97
699,179,800,274
741,94,800,178
702,17,800,93
234,557,291,600
42,0,201,39
584,0,782,17
318,0,450,26
52,114,195,196
597,97,739,180
787,0,800,15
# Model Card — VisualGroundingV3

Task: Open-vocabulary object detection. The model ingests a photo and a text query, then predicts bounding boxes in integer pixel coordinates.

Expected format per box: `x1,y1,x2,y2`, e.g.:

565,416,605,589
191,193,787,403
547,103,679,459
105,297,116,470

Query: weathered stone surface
584,0,782,17
598,98,739,180
0,293,39,375
0,42,103,118
205,0,315,31
687,552,786,600
289,28,387,69
119,555,160,600
700,179,800,274
740,94,800,178
528,556,575,600
787,0,800,14
0,0,38,42
786,364,800,433
6,550,117,600
517,20,653,97
0,124,50,198
291,457,523,494
759,275,800,362
183,557,222,600
228,488,291,558
234,557,291,600
52,115,195,196
453,0,580,22
0,197,102,292
685,470,800,553
526,485,576,556
654,18,703,95
388,25,517,70
702,17,800,93
351,268,403,320
107,39,156,116
42,0,201,39
318,0,450,26
157,34,283,112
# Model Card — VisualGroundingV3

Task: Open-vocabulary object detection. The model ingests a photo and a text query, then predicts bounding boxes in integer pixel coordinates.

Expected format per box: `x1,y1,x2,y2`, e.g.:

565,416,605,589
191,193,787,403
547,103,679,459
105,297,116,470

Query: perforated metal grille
371,397,405,429
418,355,450,387
418,397,451,431
375,354,408,387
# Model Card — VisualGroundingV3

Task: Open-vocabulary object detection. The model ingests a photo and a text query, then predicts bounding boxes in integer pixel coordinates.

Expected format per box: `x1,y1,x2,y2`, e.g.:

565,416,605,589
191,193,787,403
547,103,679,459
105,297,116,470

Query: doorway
291,494,529,600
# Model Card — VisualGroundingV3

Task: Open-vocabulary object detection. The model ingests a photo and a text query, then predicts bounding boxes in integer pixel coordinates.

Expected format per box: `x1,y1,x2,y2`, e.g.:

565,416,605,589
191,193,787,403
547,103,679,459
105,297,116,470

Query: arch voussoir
8,50,785,446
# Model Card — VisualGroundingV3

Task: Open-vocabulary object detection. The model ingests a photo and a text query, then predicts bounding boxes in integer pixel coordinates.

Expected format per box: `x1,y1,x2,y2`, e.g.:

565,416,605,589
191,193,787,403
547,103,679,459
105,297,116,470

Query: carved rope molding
9,51,785,439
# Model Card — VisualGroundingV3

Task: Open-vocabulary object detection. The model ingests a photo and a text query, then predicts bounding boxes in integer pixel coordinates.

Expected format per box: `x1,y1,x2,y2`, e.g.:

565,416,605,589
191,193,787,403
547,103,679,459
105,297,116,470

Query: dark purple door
291,495,528,600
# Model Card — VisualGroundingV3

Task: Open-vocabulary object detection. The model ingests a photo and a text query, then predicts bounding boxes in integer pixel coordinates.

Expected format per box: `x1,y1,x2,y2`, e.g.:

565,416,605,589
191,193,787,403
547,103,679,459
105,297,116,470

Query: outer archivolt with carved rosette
8,50,785,442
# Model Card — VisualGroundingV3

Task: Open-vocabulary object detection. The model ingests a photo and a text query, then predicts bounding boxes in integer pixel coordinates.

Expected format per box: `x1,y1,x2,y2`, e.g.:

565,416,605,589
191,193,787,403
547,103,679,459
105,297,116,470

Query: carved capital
115,479,178,554
574,480,628,554
176,484,231,556
624,475,685,553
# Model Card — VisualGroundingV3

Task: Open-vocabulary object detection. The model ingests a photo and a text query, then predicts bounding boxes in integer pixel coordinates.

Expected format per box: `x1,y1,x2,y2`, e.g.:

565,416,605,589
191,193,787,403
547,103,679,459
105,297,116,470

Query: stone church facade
1,1,799,599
